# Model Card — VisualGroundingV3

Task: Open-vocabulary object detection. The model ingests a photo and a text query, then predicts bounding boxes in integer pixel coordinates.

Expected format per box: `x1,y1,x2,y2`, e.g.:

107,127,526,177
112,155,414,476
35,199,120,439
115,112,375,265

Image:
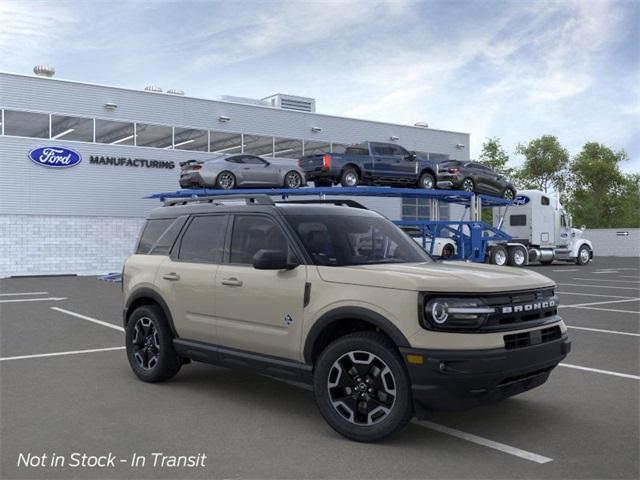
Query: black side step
173,339,313,384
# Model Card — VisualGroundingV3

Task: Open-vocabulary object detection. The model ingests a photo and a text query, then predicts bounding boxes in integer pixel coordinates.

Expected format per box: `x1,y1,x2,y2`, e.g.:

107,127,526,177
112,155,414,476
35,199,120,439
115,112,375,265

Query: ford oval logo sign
28,146,82,168
513,195,530,206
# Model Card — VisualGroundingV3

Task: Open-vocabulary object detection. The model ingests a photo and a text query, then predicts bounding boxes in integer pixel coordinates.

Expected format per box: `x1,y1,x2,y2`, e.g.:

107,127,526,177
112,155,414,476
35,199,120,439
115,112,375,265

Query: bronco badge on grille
502,298,556,314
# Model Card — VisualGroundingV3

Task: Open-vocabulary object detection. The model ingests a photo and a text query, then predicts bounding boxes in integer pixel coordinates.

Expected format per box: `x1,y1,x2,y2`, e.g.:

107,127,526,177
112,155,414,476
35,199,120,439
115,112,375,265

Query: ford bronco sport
123,195,571,442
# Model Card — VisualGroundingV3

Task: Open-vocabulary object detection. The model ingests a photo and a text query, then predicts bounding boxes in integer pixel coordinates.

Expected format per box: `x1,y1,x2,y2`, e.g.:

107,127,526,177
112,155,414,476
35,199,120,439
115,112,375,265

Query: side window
178,215,227,263
136,218,174,254
510,215,527,226
541,196,550,206
391,146,410,157
230,216,290,264
242,156,267,165
150,216,187,255
372,144,391,155
226,156,244,164
561,215,567,227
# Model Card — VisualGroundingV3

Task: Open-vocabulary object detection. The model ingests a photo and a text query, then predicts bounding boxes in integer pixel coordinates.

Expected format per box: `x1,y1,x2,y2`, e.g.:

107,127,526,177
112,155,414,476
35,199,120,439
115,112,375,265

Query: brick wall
0,215,145,277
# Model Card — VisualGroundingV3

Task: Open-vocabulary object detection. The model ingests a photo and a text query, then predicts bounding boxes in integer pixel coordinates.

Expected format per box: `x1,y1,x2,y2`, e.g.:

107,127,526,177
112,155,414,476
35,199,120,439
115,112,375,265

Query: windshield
285,214,433,266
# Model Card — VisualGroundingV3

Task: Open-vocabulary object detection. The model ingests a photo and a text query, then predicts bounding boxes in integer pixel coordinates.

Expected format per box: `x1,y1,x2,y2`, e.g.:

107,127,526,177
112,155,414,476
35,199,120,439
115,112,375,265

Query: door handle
221,277,243,287
162,272,181,281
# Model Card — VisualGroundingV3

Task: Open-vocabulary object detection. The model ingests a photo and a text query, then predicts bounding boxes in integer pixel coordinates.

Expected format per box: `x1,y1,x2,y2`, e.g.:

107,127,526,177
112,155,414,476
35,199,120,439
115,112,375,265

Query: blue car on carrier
298,141,439,189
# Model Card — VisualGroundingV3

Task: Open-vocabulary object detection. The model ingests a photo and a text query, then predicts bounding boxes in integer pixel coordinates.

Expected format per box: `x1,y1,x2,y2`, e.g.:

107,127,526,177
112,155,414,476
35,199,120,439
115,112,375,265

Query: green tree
565,142,638,228
479,137,513,177
515,135,569,193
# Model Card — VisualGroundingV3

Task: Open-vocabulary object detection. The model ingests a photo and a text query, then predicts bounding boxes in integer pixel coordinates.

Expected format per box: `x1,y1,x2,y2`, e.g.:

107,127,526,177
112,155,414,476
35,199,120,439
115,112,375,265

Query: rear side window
510,215,527,226
178,215,228,263
345,147,369,156
136,219,174,254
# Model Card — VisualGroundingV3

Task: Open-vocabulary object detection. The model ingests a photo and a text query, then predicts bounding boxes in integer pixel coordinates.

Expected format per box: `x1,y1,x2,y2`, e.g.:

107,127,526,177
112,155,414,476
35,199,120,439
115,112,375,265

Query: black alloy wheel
462,178,475,192
314,332,412,442
216,171,236,190
503,188,516,201
284,171,303,189
125,305,181,382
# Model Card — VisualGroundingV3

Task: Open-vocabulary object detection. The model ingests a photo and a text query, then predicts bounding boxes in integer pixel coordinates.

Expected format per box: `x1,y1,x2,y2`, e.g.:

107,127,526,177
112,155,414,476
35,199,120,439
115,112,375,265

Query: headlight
423,297,494,330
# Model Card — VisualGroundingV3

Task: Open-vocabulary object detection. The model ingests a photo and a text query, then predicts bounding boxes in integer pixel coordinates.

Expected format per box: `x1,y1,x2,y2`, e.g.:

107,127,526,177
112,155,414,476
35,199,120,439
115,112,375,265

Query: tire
284,170,303,189
507,246,527,267
418,172,435,190
576,245,591,265
125,305,181,383
490,245,508,266
216,171,236,190
461,177,475,192
503,188,516,201
313,332,413,442
441,243,455,259
340,168,360,187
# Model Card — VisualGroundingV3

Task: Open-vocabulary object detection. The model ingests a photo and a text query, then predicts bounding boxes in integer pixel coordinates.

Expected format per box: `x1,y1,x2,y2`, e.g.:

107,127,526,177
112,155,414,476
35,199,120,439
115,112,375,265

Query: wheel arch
419,167,436,178
124,287,178,337
342,163,362,177
303,307,410,365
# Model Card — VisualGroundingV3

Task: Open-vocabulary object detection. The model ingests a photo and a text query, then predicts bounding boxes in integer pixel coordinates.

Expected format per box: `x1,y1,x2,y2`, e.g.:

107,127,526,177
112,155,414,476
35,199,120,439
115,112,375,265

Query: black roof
147,200,379,220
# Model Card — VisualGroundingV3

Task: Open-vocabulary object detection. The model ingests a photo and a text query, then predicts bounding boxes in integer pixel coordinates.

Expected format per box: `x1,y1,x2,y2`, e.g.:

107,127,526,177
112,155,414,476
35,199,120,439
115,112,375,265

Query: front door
157,214,228,344
238,155,277,185
215,214,307,361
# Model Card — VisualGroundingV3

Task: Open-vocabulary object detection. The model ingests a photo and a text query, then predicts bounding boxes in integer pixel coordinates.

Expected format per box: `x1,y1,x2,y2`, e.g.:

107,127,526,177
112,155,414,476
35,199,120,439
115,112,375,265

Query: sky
1,0,638,172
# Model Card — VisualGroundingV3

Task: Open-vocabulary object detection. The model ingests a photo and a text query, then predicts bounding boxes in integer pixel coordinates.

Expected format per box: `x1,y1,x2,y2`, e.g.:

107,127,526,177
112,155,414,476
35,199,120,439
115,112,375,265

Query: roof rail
164,194,274,207
276,199,368,209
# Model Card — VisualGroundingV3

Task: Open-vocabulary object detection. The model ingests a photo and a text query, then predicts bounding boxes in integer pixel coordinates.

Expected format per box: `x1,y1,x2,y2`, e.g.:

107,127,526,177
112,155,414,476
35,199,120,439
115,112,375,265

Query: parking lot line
0,291,49,296
567,325,640,337
593,271,619,274
559,298,640,308
552,269,579,272
414,420,553,464
557,283,640,291
620,275,640,279
51,307,124,332
572,278,640,284
0,346,125,362
0,296,67,303
559,363,640,380
568,306,640,315
557,291,636,299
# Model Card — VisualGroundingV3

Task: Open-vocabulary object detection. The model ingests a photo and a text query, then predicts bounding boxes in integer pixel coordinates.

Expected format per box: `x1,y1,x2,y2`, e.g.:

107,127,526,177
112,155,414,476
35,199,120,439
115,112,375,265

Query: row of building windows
0,109,346,158
0,109,452,162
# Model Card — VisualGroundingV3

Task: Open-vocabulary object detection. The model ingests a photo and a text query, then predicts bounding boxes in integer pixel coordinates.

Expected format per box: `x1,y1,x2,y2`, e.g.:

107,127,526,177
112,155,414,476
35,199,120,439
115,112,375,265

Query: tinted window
345,147,369,156
225,156,244,164
230,216,289,264
242,156,267,165
136,219,174,254
4,110,49,138
178,215,227,263
510,215,527,226
51,114,93,142
286,215,432,266
390,145,409,157
150,217,187,255
541,196,550,206
373,144,394,155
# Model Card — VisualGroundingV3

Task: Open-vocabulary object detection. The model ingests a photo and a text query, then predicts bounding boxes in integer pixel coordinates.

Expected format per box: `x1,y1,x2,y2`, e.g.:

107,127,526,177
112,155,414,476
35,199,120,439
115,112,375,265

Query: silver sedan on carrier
179,154,307,190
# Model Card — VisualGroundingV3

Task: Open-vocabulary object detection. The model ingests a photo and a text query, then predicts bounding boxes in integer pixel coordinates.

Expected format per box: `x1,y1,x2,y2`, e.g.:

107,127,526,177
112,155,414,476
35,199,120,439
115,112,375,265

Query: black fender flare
303,306,410,364
123,287,178,337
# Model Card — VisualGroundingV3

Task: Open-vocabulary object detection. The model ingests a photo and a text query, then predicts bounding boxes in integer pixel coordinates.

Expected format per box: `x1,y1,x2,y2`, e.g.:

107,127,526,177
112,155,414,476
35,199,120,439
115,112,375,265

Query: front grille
498,366,554,387
504,326,562,350
481,288,558,331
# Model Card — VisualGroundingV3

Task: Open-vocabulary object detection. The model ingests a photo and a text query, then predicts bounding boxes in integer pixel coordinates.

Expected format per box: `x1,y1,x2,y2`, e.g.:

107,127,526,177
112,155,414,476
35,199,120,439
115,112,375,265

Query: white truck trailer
492,190,594,266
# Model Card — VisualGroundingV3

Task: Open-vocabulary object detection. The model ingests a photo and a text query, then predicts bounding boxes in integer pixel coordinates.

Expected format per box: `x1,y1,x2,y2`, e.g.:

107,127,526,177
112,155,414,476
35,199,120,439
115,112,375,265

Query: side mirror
581,225,586,231
407,151,417,161
253,249,298,270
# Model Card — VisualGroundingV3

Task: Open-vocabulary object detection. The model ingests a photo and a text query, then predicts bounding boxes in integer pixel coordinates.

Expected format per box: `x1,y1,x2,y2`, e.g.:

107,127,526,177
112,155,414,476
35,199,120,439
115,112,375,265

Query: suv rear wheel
313,332,413,442
125,305,181,382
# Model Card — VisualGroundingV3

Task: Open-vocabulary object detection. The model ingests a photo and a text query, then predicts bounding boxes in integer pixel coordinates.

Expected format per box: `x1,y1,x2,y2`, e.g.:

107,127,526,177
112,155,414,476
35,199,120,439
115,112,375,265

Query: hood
317,261,555,293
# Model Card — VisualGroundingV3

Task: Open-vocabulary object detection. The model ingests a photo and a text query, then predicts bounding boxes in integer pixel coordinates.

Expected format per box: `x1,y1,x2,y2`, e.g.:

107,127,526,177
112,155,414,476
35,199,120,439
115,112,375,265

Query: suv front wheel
125,305,181,382
313,332,413,442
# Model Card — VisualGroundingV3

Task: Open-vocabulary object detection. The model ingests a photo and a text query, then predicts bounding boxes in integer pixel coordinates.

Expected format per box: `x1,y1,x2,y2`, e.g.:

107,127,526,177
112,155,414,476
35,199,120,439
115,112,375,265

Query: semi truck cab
493,190,593,265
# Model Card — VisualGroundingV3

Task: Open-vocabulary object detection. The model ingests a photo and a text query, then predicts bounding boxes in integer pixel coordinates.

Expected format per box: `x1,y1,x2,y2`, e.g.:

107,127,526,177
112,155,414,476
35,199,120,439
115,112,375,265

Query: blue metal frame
148,187,513,262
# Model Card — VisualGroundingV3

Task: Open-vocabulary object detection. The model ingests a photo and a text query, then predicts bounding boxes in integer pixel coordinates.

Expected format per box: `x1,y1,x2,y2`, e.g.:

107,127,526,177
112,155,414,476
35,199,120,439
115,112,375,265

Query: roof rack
275,199,368,209
164,194,274,207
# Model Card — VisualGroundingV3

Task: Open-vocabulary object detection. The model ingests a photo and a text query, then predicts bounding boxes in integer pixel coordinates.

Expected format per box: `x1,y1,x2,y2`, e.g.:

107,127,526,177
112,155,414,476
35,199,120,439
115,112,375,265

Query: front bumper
400,334,571,415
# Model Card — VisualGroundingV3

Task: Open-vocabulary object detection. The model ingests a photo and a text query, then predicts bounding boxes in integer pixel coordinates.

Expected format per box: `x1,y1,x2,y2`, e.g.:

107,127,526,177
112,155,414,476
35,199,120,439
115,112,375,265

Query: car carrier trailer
149,186,592,267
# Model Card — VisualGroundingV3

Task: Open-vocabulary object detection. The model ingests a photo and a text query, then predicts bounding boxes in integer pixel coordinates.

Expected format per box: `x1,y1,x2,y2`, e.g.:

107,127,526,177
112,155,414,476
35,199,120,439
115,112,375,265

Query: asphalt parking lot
1,256,638,479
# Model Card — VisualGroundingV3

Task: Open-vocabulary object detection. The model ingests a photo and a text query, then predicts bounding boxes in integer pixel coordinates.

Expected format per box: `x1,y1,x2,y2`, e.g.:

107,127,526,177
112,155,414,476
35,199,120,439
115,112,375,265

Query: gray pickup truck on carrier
298,141,439,189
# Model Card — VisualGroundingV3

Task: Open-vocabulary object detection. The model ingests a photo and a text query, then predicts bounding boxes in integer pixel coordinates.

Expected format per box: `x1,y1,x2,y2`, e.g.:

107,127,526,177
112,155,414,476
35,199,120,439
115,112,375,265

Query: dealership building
0,69,470,277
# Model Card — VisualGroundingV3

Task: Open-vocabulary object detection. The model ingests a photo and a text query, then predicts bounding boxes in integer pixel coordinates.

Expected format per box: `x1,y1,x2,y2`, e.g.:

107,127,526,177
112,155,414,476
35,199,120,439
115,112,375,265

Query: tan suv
123,195,571,442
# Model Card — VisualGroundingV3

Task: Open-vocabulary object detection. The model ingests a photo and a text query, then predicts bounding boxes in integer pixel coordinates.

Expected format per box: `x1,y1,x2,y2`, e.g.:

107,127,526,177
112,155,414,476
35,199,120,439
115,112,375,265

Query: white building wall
584,228,640,257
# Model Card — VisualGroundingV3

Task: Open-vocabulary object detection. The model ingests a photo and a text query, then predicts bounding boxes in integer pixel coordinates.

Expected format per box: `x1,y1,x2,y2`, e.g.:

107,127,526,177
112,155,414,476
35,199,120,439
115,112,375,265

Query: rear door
214,213,307,361
157,214,229,344
370,143,396,179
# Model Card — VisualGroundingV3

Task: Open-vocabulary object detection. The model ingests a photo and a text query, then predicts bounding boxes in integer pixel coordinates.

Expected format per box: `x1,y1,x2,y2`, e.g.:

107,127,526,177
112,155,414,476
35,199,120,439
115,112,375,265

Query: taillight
448,167,460,173
322,154,332,171
297,159,301,167
192,165,202,170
